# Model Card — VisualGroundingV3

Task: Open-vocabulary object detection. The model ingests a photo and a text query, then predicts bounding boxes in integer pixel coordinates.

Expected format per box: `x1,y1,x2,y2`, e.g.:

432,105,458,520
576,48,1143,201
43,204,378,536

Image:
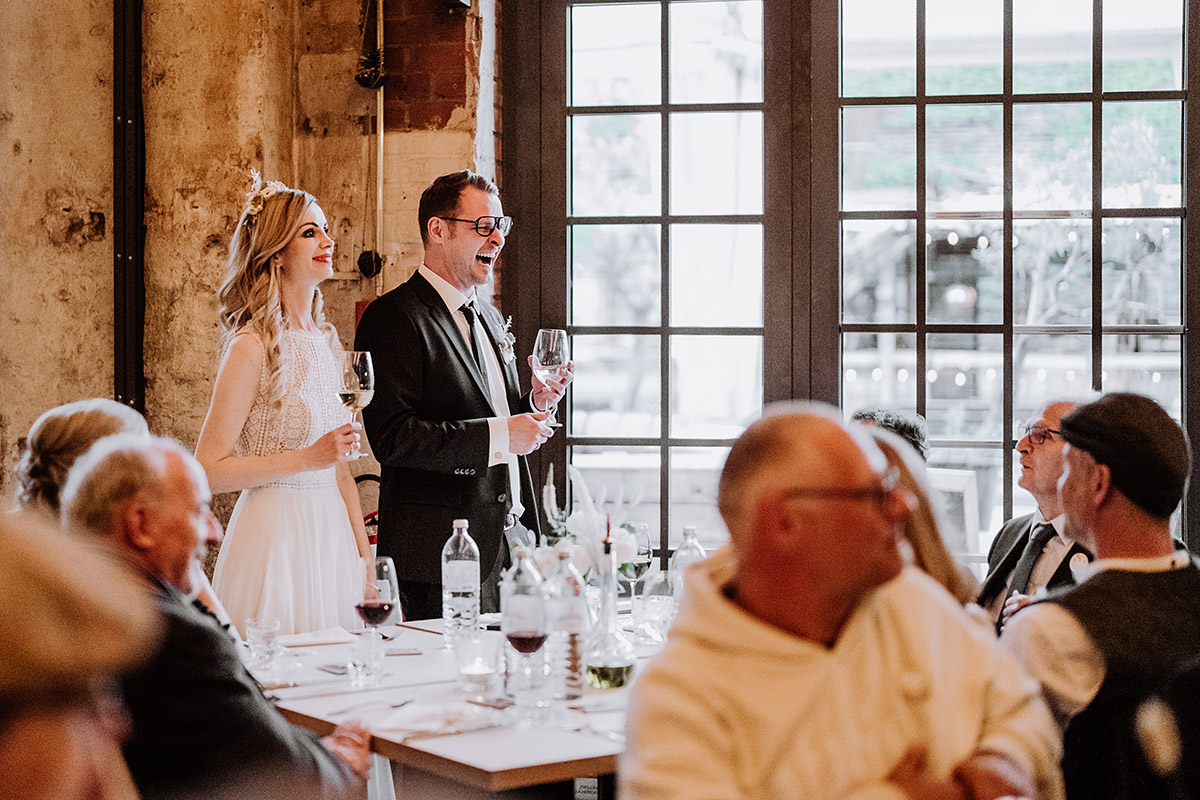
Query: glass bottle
545,543,587,700
669,525,708,598
584,533,635,689
500,547,549,717
441,518,480,650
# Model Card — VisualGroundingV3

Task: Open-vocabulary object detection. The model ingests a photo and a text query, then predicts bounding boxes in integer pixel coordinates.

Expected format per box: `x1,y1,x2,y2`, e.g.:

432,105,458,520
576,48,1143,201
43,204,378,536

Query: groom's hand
508,411,553,455
529,357,574,412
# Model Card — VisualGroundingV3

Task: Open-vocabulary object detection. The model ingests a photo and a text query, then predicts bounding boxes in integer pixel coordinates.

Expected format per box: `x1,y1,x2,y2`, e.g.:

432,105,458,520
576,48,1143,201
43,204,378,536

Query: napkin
277,626,356,647
374,700,501,739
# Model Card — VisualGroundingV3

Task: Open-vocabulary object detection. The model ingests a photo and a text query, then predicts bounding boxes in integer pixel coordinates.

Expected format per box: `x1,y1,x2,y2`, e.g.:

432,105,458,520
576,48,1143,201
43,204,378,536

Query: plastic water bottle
544,543,587,700
441,518,480,649
669,525,708,598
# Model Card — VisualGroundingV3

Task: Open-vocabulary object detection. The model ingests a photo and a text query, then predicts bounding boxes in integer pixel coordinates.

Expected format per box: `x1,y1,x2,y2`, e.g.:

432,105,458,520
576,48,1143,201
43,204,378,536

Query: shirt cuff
487,417,510,466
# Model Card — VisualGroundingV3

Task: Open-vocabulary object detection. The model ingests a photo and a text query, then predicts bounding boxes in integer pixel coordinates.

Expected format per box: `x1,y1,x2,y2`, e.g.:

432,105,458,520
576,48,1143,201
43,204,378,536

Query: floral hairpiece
242,169,289,229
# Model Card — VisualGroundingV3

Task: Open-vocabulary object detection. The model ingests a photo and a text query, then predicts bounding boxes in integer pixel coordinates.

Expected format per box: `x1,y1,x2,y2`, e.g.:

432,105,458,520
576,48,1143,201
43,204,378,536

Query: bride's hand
306,422,361,468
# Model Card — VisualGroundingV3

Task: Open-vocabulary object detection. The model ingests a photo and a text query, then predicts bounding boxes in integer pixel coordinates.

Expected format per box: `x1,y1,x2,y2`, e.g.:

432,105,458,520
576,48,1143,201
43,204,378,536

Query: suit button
498,493,507,503
468,469,476,475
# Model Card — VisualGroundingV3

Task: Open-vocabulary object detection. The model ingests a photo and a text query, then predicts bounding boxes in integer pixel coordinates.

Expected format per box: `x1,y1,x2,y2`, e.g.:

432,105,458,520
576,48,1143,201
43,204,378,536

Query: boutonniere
498,316,516,364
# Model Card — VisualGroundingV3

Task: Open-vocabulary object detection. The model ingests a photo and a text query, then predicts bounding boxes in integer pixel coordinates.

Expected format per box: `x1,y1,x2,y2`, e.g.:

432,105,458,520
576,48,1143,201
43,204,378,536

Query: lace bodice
236,328,350,489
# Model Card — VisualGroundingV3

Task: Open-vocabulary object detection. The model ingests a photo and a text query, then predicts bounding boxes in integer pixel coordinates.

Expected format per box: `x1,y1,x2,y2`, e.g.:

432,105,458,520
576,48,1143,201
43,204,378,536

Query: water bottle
544,543,586,700
441,518,480,649
669,525,708,598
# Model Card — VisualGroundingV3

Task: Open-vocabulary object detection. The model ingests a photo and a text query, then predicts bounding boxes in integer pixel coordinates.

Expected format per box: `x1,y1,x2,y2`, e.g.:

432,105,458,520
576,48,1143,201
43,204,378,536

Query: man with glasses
621,402,1063,800
355,170,572,620
977,399,1092,633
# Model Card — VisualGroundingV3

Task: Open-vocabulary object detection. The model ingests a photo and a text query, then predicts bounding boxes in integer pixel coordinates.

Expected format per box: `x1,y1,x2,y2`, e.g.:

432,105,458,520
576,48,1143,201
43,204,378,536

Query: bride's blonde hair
218,176,335,422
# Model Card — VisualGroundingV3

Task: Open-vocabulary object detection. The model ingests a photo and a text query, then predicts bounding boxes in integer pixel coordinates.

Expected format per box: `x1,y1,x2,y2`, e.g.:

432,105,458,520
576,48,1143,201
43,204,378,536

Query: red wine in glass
356,601,394,627
506,630,547,654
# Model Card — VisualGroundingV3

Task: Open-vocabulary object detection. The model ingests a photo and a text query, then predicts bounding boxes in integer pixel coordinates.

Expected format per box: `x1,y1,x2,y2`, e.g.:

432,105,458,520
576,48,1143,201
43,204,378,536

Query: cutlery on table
328,698,413,717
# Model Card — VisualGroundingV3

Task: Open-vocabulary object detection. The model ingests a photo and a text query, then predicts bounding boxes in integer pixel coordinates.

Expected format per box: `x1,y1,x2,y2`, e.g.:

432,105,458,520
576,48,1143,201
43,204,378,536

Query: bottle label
504,594,540,630
548,598,585,634
443,560,479,592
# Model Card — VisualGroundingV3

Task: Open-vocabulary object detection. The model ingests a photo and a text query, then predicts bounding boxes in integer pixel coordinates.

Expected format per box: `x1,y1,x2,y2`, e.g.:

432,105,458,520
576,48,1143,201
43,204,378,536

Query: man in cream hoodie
621,402,1063,800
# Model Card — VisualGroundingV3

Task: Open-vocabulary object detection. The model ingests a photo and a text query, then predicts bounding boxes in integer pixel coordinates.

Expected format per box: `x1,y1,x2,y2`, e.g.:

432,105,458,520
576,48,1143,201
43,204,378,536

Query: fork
328,697,413,717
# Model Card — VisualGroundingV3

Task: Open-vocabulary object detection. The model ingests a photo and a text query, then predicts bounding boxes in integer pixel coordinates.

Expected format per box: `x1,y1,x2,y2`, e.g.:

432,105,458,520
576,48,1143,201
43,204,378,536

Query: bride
197,171,371,637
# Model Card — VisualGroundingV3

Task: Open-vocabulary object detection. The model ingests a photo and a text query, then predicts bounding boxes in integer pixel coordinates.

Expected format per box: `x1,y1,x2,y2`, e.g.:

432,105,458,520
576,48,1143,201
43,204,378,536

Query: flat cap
1059,393,1191,518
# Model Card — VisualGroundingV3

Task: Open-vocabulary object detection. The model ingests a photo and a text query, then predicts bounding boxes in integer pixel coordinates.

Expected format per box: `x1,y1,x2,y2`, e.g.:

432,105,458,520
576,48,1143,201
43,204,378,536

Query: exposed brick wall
383,1,472,131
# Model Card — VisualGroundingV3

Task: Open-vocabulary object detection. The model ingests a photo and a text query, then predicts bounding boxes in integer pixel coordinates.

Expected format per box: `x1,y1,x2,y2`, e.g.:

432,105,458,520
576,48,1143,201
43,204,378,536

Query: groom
355,170,571,620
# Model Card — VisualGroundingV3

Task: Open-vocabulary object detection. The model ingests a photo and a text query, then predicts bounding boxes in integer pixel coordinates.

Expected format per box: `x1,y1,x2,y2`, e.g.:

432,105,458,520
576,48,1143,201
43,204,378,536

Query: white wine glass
337,351,374,459
531,329,568,428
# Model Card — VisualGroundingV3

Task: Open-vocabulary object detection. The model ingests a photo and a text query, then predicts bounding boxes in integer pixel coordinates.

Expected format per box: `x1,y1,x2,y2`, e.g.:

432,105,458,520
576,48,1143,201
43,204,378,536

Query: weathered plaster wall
0,0,116,501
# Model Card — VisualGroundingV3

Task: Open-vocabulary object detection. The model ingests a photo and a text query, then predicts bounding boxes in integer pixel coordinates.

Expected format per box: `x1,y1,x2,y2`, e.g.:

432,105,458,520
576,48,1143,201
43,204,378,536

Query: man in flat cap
1003,392,1200,799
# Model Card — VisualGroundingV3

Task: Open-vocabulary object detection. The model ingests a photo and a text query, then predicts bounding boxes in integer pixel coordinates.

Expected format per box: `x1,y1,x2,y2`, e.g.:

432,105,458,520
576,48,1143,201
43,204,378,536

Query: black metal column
114,0,145,411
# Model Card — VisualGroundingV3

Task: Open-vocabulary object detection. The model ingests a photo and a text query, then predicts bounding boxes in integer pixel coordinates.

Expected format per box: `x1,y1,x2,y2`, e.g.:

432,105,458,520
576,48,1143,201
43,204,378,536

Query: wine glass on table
531,329,568,428
502,547,549,723
337,351,374,459
350,556,399,687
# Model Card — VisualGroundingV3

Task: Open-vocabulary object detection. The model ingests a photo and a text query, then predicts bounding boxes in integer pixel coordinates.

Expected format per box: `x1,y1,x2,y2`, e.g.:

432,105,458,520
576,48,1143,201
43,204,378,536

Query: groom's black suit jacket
120,578,358,800
355,271,540,592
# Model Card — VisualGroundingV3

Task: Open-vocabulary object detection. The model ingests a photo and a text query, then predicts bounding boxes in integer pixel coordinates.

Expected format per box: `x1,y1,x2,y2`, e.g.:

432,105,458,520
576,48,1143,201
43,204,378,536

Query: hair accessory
243,169,289,229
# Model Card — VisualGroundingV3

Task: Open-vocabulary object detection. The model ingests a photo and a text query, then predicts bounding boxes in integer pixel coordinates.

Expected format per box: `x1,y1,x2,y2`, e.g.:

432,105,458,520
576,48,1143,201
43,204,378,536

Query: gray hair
60,434,189,537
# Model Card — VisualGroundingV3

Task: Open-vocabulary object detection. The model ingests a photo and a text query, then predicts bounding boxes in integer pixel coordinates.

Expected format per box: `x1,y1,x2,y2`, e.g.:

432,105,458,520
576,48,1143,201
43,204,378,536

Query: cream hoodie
620,548,1064,800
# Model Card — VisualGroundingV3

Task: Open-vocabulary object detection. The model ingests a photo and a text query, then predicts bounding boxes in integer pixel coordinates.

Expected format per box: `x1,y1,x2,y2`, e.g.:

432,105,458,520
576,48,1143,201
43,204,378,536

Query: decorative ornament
242,169,289,230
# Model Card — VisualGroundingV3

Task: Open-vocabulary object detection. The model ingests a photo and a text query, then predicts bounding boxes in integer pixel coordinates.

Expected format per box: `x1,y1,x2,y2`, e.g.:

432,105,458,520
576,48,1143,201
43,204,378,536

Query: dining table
250,618,649,799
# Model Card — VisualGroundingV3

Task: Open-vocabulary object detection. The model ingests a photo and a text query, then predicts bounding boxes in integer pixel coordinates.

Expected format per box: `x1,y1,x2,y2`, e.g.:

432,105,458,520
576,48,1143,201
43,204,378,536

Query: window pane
669,1,763,104
1102,334,1181,418
670,224,763,327
670,335,762,438
926,104,1002,213
926,0,1002,96
841,0,916,97
571,114,661,216
842,105,916,211
1013,103,1091,211
571,445,661,546
1013,0,1092,94
927,220,1003,324
842,332,917,414
571,224,661,326
1013,219,1092,326
669,447,729,552
1102,101,1182,208
1102,218,1181,326
1014,334,1092,411
570,3,661,106
927,333,1002,441
843,220,916,324
928,447,1004,572
1103,0,1183,92
571,334,660,437
670,112,764,214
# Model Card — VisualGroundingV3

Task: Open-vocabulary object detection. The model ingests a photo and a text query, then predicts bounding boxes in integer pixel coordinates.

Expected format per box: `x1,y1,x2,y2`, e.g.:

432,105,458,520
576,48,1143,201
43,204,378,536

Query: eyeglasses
440,215,513,237
1018,423,1061,445
780,466,900,507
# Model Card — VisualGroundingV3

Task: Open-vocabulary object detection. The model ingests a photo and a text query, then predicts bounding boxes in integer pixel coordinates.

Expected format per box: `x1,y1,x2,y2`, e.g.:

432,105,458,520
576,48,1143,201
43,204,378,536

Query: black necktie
459,302,491,395
1004,523,1058,605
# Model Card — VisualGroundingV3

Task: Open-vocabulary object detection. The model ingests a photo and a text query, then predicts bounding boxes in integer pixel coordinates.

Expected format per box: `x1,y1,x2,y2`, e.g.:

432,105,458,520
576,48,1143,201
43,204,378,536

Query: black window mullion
1091,0,1104,393
659,0,672,563
1184,0,1199,545
915,0,927,420
1002,0,1015,522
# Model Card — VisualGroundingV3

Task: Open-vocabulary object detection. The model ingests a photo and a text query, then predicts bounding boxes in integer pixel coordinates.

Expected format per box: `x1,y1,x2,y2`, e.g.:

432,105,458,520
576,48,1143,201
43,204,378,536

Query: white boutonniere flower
498,316,516,364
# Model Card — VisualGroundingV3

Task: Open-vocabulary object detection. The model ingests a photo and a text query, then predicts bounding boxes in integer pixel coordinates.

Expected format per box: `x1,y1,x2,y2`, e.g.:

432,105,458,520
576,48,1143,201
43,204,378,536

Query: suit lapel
979,520,1035,604
412,274,495,410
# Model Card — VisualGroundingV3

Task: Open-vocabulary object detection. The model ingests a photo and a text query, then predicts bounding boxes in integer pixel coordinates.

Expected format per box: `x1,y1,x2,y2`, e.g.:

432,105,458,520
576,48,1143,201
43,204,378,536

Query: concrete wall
0,0,500,508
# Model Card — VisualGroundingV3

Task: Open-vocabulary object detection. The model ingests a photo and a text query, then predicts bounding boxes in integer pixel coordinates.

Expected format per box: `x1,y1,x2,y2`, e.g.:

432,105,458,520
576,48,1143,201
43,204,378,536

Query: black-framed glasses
780,466,900,507
1018,423,1061,446
440,215,513,237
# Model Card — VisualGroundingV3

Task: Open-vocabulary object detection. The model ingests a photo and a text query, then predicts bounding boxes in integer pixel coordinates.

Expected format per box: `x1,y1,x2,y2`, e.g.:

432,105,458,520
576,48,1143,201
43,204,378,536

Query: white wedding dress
213,329,363,637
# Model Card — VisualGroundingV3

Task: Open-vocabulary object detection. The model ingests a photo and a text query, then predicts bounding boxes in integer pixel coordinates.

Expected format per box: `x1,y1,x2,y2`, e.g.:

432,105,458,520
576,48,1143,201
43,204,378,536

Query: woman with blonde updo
15,398,147,516
196,172,371,637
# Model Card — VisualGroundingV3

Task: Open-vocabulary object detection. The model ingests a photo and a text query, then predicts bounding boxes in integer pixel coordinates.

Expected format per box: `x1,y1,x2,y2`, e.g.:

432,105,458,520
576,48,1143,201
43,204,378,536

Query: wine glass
531,329,568,428
350,556,399,687
337,351,374,459
501,550,549,723
620,521,653,596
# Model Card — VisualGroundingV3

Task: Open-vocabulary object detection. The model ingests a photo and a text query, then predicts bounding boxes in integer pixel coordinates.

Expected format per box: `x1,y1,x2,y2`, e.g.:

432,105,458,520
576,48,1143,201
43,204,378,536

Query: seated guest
977,399,1091,633
869,428,981,604
14,398,231,625
621,402,1063,800
61,433,370,800
1003,393,1200,800
0,511,159,800
851,406,929,461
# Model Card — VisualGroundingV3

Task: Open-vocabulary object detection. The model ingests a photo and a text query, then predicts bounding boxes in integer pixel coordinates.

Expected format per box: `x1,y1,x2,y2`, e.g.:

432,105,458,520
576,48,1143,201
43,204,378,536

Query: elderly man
61,434,370,800
355,169,571,619
977,399,1092,632
621,402,1063,800
1003,393,1200,799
